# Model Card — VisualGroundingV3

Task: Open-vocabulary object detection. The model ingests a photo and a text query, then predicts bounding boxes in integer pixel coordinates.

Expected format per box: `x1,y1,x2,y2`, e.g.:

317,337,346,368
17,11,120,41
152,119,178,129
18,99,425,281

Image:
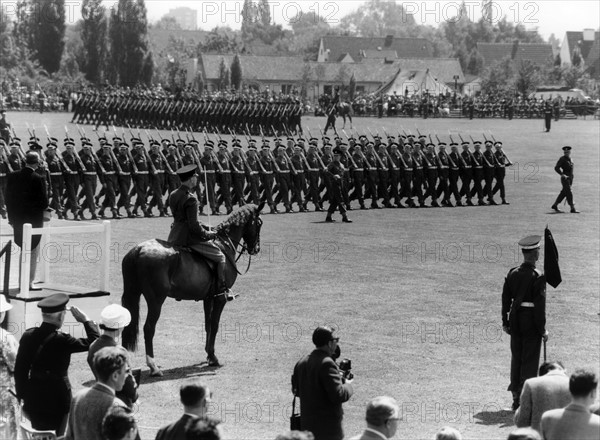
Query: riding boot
217,263,236,301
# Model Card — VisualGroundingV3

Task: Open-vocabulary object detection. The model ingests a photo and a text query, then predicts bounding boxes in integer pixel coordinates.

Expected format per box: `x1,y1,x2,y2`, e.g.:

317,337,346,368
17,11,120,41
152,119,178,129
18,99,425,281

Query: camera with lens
338,358,354,381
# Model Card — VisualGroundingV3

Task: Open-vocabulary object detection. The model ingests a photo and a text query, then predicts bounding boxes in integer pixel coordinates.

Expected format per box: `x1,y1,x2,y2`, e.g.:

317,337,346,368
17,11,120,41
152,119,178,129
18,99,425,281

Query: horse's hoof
207,355,220,367
150,368,164,377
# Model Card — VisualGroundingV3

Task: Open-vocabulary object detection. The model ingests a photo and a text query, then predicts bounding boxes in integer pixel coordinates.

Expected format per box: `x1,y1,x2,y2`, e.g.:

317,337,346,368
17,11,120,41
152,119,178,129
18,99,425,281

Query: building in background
165,7,198,31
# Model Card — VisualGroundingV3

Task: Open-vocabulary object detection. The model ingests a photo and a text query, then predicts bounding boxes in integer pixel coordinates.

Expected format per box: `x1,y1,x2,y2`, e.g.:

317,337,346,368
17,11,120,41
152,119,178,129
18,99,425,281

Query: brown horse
121,204,263,376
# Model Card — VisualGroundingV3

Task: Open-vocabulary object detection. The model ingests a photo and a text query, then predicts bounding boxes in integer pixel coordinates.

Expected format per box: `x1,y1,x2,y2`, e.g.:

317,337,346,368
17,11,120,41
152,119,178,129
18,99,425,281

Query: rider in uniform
167,164,234,301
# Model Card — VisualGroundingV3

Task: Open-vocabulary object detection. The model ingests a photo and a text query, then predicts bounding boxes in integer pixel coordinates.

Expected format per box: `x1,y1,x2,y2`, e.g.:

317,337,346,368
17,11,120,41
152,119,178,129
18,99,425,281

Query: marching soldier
131,141,152,218
411,141,426,208
492,141,511,205
259,141,277,213
448,143,463,206
200,141,218,216
148,141,168,217
305,142,323,211
78,141,99,220
363,142,380,209
325,147,352,223
165,144,183,196
349,142,366,210
231,143,246,207
290,145,307,212
387,142,403,208
400,143,415,207
470,141,486,205
45,142,65,218
215,141,233,215
275,146,292,213
423,142,440,207
459,141,474,206
436,143,451,207
8,142,24,171
61,140,82,220
502,235,548,410
116,143,135,218
551,146,579,213
483,141,497,205
97,143,121,219
244,143,262,206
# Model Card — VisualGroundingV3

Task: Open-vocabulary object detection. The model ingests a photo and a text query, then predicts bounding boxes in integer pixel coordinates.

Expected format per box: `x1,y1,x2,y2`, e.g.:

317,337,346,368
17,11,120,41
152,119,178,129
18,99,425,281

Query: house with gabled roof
477,42,554,68
560,29,599,67
317,35,434,63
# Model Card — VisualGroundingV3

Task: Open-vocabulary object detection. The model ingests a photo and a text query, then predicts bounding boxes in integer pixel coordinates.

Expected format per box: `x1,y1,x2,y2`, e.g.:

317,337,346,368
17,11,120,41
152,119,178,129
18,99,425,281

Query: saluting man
502,235,548,411
15,293,99,434
551,146,579,214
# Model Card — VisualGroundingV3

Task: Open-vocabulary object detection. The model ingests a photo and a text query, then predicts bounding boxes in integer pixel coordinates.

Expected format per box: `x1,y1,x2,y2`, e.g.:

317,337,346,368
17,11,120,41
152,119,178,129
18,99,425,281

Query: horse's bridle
222,214,262,275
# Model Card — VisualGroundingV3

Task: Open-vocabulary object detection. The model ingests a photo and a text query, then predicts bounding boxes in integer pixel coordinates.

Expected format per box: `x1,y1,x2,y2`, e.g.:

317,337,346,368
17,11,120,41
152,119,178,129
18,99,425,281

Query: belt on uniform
204,170,214,173
463,166,472,169
219,170,230,173
497,165,505,168
119,172,131,175
0,173,5,177
104,171,115,175
278,170,290,173
50,172,63,176
353,168,364,172
136,171,148,174
153,170,164,174
521,302,534,308
84,172,96,175
261,171,273,175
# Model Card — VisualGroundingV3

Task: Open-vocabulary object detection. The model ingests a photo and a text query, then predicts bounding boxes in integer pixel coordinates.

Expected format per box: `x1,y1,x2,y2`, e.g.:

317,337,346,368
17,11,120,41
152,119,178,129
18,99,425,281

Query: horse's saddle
155,239,237,294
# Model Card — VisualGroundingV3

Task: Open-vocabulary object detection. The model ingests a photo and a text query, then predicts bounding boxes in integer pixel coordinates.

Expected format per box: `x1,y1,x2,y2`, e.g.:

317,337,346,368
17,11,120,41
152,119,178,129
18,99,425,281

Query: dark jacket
167,185,212,246
14,321,99,418
6,166,48,247
292,349,354,440
502,262,546,335
155,414,198,440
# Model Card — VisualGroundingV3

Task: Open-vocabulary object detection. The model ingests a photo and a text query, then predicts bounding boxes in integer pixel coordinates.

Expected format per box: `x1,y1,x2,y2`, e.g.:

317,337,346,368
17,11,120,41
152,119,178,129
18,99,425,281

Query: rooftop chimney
583,29,595,41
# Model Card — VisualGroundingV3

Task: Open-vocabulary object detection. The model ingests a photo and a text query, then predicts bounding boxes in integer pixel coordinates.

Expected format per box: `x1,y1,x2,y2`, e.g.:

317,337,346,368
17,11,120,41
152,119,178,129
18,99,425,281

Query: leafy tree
338,0,415,37
218,58,228,90
571,49,582,67
230,54,242,90
299,63,313,97
32,0,67,74
199,27,244,54
480,57,514,93
288,11,330,60
562,65,587,88
81,0,107,83
153,16,182,30
258,0,271,26
514,60,541,96
108,0,152,86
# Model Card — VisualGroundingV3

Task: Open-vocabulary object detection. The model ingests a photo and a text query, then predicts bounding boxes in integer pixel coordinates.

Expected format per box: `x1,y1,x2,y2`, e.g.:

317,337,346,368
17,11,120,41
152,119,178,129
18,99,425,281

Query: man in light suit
515,361,571,431
291,326,354,440
65,347,129,440
348,396,400,440
540,369,600,440
155,379,212,440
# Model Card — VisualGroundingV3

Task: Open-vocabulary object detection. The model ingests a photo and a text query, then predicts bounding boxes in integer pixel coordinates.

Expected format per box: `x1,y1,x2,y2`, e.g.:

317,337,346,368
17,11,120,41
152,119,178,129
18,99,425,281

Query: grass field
2,112,599,440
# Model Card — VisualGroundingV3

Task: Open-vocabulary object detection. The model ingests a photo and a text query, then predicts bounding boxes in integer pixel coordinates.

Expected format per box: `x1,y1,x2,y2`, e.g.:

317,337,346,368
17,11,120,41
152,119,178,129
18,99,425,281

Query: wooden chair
20,422,58,440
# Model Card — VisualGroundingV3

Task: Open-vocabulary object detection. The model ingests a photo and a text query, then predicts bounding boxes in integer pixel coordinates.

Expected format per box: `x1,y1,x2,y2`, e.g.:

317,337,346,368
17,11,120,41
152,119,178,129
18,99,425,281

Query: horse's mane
216,204,257,234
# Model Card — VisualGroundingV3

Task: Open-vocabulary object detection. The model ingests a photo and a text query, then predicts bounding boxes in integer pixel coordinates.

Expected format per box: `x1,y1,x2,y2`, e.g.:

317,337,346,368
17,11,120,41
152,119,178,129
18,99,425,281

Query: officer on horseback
167,164,235,301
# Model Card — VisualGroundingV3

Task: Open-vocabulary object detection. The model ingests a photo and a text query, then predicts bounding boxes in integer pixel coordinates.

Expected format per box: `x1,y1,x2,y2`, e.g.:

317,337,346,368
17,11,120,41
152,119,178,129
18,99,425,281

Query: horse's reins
220,221,260,276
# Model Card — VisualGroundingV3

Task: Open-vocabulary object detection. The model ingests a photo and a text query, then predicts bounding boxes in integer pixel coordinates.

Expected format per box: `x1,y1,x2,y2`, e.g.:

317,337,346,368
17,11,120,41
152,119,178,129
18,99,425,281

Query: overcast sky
5,1,598,41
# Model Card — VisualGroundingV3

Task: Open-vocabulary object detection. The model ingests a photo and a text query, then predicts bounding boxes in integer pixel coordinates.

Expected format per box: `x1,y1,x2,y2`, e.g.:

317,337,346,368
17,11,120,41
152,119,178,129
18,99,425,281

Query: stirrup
216,288,238,301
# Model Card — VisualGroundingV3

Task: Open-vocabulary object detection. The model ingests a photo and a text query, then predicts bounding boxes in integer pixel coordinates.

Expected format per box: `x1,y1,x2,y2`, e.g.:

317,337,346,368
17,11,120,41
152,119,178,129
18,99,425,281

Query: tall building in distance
165,7,198,31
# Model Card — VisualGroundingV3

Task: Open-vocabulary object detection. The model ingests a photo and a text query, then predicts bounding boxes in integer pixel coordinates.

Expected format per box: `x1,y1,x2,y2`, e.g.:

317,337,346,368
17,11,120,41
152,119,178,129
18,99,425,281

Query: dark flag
544,226,562,288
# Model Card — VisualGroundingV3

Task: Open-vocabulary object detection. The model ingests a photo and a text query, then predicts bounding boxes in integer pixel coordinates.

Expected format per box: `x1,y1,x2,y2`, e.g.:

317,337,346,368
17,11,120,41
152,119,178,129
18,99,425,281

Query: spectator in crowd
14,293,99,434
291,326,354,440
540,368,600,440
349,396,400,439
102,406,138,440
506,427,542,440
155,379,212,440
5,151,48,290
275,432,315,440
184,417,222,440
64,346,129,440
435,426,463,440
514,361,571,431
0,295,19,440
88,304,138,408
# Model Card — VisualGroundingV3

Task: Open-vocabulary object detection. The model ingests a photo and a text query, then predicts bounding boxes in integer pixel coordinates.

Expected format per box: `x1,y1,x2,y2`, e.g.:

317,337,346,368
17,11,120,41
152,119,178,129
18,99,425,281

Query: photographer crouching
291,326,354,440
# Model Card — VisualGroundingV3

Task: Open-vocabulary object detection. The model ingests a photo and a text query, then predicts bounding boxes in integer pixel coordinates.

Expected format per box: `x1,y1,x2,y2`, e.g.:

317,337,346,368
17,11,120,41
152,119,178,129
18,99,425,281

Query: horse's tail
121,244,142,352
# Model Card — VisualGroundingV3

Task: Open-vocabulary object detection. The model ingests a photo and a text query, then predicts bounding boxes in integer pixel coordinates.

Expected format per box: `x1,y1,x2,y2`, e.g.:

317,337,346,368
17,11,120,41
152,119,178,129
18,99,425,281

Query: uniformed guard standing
502,235,548,410
551,146,579,213
543,100,552,132
14,293,99,434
